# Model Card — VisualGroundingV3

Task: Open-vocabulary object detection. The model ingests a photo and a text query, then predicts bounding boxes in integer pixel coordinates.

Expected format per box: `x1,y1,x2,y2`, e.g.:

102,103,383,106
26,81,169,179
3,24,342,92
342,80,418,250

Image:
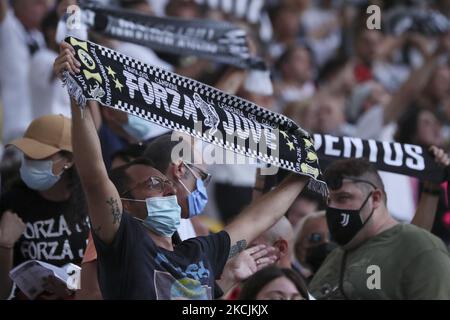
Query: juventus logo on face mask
326,192,375,246
340,213,350,227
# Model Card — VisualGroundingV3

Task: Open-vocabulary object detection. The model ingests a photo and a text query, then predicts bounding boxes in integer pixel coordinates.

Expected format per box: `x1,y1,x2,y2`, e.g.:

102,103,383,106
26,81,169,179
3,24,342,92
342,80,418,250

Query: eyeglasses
326,176,377,191
184,162,212,186
121,176,175,196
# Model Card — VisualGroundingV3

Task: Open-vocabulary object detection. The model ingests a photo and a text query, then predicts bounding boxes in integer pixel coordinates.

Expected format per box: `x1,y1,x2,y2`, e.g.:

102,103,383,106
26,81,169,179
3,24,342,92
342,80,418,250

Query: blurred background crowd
1,0,450,300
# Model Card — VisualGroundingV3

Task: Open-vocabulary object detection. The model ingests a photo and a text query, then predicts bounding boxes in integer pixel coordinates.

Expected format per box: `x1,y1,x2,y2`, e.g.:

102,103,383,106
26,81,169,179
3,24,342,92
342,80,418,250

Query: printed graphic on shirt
154,252,213,300
19,214,88,263
154,270,212,300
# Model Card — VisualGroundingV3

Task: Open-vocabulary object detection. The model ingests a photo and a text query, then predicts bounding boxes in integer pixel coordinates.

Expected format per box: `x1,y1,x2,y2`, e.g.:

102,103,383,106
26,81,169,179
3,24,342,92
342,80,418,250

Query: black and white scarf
62,36,327,196
79,1,265,70
313,134,449,183
194,0,273,42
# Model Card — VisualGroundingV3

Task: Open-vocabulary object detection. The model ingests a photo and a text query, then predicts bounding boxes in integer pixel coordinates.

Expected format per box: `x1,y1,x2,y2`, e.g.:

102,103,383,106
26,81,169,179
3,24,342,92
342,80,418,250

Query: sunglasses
121,176,174,196
184,161,212,186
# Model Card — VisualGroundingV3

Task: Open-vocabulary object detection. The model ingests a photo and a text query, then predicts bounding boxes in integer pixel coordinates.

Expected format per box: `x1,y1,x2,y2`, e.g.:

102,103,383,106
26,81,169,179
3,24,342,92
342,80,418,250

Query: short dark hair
324,158,385,197
238,266,309,300
109,157,155,197
143,133,188,174
299,188,327,209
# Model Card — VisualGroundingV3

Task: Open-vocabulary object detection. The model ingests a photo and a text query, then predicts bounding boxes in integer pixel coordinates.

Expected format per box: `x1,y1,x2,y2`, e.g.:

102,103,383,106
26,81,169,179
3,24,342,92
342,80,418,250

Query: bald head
250,216,294,268
262,216,294,245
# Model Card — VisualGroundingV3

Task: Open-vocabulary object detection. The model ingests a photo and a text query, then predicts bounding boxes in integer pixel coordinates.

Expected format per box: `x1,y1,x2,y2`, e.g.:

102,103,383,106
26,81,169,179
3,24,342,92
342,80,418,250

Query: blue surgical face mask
124,195,181,237
122,114,151,141
179,176,208,218
20,156,63,191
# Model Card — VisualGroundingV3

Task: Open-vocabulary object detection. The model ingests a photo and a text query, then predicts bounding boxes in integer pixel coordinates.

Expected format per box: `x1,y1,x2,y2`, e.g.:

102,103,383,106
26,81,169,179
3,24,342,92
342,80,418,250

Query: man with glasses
144,135,212,223
143,134,288,298
57,41,311,299
309,158,450,299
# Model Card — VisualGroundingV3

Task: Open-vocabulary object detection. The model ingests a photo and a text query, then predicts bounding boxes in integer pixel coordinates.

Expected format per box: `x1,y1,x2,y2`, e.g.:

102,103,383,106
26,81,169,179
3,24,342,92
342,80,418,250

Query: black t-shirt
0,185,89,267
92,211,231,300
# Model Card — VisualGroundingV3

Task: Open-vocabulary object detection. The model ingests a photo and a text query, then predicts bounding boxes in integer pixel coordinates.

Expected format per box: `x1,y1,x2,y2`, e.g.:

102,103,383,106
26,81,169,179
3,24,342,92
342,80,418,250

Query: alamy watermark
66,5,81,30
169,122,281,176
366,5,381,30
366,264,381,290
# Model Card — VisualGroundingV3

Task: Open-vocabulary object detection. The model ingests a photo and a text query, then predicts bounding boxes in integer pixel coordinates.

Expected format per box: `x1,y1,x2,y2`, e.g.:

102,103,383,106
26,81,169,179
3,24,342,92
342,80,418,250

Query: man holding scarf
54,41,311,300
309,158,450,299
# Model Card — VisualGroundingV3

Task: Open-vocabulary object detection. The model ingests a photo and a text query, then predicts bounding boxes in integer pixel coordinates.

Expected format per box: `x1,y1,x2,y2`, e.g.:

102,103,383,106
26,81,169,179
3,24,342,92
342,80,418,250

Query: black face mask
305,242,338,273
326,192,374,246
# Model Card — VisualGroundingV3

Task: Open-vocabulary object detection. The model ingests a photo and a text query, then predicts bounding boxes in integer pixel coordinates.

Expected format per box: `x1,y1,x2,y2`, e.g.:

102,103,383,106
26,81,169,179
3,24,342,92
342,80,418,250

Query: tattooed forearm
228,239,247,260
106,197,122,225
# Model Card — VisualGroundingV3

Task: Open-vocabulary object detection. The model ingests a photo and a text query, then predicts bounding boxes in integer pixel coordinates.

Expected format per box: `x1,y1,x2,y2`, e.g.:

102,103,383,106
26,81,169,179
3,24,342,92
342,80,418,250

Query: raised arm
54,42,122,245
224,173,309,259
383,35,450,125
383,56,439,125
412,182,440,231
376,34,407,62
411,146,450,231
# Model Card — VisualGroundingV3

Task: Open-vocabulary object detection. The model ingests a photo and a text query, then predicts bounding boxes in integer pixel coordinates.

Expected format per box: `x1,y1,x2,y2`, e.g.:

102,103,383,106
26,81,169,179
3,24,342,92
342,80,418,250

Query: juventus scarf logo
62,37,328,197
79,1,264,69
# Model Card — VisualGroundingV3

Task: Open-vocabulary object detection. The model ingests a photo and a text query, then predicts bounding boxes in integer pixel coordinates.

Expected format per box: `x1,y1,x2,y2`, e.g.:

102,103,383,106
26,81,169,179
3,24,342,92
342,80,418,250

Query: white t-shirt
371,122,416,223
354,105,384,140
379,170,416,223
177,218,197,241
29,48,71,119
0,10,44,143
